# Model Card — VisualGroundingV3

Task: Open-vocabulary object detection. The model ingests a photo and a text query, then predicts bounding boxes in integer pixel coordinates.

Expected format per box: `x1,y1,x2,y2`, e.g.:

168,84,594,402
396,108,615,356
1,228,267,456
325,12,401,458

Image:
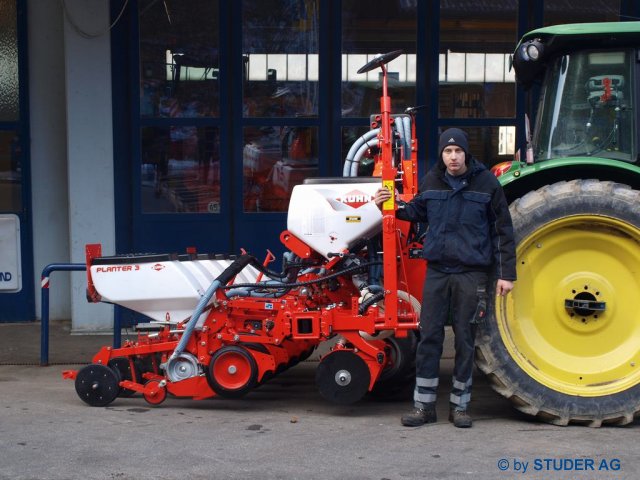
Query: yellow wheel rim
497,214,640,396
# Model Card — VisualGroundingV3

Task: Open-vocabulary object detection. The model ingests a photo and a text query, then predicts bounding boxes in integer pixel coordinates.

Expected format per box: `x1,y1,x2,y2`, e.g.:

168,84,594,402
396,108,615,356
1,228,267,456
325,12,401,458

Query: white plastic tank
287,178,382,259
90,257,262,323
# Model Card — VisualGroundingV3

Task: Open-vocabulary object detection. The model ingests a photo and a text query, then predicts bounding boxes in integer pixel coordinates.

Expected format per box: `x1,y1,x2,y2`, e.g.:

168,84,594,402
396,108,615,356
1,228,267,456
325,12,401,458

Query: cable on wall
61,0,129,39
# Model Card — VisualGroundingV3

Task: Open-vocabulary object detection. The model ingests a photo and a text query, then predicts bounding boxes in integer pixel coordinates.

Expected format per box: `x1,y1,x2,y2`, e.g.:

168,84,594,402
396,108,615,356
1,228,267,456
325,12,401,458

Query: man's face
442,145,467,176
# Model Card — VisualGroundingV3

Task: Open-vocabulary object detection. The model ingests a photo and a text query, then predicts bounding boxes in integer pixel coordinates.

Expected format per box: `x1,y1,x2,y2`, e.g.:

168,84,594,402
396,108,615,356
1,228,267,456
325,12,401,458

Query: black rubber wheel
476,180,640,426
316,351,371,405
207,346,259,398
74,364,120,407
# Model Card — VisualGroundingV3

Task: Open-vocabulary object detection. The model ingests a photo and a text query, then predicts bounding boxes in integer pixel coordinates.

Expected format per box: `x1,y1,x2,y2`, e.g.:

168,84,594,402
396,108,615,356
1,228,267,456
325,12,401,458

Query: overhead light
526,43,541,60
519,39,544,62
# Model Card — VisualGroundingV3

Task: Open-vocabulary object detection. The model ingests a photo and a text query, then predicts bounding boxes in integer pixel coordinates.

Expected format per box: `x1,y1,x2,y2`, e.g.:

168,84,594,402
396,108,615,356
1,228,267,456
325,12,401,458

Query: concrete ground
0,321,638,480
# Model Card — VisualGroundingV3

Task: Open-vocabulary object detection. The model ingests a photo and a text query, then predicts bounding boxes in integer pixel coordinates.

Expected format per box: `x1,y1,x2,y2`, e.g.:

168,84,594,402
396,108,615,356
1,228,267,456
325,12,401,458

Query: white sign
0,214,21,292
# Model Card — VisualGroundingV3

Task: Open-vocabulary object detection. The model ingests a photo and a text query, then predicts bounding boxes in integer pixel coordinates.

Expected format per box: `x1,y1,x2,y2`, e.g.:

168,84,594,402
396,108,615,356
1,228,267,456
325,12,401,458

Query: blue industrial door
0,0,34,322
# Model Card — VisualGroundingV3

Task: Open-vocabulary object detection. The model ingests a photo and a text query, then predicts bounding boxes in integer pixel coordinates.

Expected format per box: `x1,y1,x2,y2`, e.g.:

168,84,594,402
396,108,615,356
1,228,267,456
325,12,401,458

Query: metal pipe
402,116,412,159
350,138,379,177
343,128,380,176
395,116,405,159
170,254,255,360
40,263,87,366
170,279,221,360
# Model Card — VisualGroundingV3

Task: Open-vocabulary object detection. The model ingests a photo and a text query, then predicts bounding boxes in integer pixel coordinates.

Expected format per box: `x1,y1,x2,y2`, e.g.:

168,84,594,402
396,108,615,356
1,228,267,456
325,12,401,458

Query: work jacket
397,159,517,281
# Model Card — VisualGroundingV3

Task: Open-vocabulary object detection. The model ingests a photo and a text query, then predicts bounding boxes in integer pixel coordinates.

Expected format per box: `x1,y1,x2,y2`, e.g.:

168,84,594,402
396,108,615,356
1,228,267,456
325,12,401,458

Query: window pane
439,1,517,118
544,0,619,25
141,126,220,213
139,0,220,118
0,130,21,212
0,0,19,121
438,126,515,168
243,126,318,212
533,51,634,162
341,0,417,117
243,1,320,118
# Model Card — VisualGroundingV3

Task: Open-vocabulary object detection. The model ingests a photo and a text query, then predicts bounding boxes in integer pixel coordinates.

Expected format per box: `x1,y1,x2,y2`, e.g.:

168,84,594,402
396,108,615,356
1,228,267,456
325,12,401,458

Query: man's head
438,128,469,176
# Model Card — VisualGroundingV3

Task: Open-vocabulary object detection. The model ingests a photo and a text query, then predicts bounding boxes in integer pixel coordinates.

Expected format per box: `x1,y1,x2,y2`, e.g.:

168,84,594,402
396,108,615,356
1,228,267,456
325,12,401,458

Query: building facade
1,0,637,329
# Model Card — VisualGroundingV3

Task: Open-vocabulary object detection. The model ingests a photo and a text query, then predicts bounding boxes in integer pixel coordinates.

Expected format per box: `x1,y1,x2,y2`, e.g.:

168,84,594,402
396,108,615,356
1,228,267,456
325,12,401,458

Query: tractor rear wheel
476,180,640,426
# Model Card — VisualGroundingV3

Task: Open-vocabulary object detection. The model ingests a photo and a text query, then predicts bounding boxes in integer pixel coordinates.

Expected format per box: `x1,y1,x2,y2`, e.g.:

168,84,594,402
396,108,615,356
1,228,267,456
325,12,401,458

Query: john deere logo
336,190,372,209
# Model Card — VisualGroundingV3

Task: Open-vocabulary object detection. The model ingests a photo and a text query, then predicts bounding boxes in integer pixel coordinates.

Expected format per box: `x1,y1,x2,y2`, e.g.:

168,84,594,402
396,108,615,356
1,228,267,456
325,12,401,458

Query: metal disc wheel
476,180,640,426
316,351,371,405
207,346,258,398
165,353,200,383
370,331,418,400
298,345,316,363
367,291,420,399
143,380,167,405
74,364,120,407
108,357,140,397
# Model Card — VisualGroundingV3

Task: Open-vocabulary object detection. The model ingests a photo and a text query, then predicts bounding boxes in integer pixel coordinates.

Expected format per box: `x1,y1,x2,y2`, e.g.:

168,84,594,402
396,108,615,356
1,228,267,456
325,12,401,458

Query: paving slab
0,322,638,480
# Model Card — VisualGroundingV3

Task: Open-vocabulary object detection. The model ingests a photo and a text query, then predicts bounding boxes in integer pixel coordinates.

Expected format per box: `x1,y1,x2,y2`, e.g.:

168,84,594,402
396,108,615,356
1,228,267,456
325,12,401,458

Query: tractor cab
512,22,640,164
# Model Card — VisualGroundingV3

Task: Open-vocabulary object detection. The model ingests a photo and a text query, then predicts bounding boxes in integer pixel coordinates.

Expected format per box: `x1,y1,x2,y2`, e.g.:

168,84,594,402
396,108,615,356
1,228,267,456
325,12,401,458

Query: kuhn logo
152,263,165,271
336,190,372,209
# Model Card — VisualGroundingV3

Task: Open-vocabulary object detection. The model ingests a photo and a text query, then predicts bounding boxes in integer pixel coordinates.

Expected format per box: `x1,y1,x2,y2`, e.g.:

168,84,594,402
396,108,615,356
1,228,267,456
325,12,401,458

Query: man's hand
374,187,392,208
496,279,514,296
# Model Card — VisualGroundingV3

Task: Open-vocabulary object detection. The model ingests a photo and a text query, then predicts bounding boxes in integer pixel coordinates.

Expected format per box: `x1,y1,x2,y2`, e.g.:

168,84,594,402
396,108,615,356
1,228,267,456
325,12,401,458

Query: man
374,128,516,428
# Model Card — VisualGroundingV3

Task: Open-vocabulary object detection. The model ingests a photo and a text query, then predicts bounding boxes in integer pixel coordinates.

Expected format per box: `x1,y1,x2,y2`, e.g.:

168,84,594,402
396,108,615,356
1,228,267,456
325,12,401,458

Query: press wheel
316,351,371,405
143,379,167,405
74,364,120,407
207,346,258,398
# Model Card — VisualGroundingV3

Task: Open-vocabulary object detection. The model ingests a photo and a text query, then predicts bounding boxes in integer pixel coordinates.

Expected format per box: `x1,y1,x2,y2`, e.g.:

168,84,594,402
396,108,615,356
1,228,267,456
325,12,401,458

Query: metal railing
40,263,121,366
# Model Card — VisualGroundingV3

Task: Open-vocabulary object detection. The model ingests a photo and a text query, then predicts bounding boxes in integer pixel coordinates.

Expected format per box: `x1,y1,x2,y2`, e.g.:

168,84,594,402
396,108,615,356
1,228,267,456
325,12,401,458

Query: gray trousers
413,268,488,410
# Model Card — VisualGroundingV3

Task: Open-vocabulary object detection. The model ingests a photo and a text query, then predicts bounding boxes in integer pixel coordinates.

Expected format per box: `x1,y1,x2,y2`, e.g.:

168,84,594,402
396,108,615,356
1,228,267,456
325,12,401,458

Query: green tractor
478,22,640,426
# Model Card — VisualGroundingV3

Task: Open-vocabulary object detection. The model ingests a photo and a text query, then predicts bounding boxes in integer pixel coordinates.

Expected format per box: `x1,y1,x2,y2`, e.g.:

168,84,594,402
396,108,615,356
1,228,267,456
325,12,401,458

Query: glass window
438,126,515,168
0,0,19,122
544,1,620,25
0,130,21,212
533,50,634,162
243,126,318,212
341,1,417,118
439,1,517,118
141,126,221,213
139,0,220,118
243,0,320,117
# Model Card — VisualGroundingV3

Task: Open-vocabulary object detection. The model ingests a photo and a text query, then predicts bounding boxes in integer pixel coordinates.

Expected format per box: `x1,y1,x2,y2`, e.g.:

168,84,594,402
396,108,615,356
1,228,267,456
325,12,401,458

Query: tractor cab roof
513,21,640,89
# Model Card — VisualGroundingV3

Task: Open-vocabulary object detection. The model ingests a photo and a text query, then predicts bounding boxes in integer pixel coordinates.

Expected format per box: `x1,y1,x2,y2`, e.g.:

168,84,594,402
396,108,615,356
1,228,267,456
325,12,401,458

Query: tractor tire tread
478,179,640,426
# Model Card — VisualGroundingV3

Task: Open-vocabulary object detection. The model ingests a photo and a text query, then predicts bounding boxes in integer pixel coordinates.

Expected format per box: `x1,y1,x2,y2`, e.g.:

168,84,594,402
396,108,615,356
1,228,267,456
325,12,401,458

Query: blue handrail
40,263,121,366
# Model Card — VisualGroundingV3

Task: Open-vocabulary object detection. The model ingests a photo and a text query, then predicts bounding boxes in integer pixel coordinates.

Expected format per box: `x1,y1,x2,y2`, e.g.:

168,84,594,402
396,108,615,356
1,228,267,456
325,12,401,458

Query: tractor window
533,50,635,162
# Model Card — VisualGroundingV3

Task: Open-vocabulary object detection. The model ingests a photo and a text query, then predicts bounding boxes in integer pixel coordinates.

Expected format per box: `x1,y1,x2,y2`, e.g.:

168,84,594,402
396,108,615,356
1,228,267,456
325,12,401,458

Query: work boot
401,404,437,427
449,407,473,428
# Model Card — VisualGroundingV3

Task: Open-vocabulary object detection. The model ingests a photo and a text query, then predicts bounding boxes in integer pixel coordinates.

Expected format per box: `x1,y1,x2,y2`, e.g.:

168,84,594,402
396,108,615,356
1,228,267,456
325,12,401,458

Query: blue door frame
110,0,639,311
0,0,34,323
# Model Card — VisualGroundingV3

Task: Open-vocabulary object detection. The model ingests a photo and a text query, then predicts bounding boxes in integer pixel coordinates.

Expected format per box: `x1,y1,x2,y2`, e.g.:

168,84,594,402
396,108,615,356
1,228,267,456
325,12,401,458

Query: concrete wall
62,0,116,332
28,0,71,322
28,0,116,331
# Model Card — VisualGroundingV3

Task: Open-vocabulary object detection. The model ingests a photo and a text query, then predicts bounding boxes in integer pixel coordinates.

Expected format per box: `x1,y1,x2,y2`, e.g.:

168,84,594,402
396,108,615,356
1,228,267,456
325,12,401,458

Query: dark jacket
397,158,517,280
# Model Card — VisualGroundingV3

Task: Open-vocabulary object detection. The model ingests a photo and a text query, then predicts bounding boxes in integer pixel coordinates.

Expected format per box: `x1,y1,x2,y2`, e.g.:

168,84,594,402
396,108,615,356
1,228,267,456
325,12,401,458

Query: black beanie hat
438,128,469,158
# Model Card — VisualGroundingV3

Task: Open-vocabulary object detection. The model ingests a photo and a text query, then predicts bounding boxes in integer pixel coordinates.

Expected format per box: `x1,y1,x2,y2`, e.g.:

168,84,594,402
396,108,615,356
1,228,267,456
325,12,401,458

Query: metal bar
40,263,86,366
